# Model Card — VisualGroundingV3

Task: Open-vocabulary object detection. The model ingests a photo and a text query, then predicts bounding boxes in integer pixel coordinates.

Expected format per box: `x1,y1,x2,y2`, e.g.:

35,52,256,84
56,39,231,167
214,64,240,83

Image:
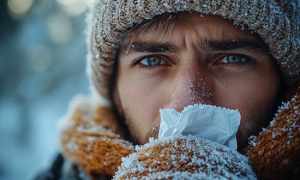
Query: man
35,0,300,179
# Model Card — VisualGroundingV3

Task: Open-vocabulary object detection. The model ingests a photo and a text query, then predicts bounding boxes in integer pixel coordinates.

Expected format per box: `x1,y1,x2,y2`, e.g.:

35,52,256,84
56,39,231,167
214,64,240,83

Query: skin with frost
113,13,282,152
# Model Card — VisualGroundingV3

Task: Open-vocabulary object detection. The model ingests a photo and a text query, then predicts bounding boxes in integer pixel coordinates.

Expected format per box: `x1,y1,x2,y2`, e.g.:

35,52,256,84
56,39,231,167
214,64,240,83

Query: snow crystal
278,101,290,112
272,131,277,139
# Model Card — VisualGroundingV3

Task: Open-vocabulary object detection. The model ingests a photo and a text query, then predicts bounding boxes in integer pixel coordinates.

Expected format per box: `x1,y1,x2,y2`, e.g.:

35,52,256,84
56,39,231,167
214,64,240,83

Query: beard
112,85,283,151
114,100,279,153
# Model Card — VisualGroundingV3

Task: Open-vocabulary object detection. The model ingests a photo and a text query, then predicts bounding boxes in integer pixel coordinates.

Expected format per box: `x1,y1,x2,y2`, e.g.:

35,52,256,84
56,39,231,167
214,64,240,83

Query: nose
163,62,214,112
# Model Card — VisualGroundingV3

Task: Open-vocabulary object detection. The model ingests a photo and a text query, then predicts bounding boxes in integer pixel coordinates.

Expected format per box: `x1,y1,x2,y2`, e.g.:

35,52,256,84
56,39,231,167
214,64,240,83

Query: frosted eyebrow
121,41,178,54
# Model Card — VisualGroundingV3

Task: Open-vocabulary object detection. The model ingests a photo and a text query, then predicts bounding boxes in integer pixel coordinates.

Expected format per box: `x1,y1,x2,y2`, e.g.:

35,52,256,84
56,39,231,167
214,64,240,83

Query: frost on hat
87,0,300,102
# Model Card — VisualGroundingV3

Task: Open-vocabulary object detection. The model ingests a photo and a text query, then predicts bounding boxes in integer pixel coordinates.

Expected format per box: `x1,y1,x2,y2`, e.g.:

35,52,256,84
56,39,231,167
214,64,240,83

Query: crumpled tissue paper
159,104,241,150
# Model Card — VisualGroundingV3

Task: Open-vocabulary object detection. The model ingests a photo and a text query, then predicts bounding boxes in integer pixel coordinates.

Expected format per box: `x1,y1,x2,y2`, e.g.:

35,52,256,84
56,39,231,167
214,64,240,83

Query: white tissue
159,104,241,150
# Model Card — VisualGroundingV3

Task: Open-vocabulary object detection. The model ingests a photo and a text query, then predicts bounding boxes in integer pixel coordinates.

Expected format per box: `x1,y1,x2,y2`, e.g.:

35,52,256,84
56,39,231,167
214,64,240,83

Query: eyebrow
122,42,178,54
122,39,269,54
207,39,269,51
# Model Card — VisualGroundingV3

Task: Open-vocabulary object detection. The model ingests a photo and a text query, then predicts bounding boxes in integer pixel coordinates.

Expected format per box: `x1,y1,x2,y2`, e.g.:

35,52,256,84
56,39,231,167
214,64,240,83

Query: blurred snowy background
0,0,93,179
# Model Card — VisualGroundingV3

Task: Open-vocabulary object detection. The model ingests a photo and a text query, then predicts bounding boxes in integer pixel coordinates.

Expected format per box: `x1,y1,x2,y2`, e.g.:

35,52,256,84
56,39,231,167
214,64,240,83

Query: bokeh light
47,13,73,44
29,45,52,73
1,0,89,179
7,0,33,17
56,0,95,16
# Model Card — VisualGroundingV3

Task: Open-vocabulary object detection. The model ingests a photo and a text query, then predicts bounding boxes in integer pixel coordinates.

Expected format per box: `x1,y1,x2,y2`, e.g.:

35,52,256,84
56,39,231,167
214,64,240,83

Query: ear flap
59,95,133,177
247,84,300,179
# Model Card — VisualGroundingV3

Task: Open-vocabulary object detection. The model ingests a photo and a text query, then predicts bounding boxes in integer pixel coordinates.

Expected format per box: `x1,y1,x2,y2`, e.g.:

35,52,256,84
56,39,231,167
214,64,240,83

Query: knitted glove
114,136,256,180
247,85,300,179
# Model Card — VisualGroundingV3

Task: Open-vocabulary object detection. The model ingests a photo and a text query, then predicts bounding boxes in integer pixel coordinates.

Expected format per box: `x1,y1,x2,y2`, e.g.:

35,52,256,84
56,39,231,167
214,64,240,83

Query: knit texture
59,95,134,177
86,0,300,103
58,87,300,179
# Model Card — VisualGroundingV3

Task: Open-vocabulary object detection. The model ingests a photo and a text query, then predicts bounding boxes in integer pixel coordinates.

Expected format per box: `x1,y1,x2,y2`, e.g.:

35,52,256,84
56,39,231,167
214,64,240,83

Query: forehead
122,12,259,49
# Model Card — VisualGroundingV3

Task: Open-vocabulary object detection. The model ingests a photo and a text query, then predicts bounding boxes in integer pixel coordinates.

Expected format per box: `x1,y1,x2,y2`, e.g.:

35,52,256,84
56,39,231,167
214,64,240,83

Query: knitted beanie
86,0,300,104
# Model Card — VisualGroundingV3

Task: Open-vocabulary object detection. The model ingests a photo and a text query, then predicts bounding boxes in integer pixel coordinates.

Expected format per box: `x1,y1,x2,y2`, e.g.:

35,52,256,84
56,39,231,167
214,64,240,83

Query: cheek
215,69,280,146
117,74,164,144
219,76,278,112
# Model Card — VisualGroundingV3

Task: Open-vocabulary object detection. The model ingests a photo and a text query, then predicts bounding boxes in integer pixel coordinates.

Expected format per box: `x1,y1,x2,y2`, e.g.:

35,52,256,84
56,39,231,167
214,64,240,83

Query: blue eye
221,55,252,65
138,56,168,68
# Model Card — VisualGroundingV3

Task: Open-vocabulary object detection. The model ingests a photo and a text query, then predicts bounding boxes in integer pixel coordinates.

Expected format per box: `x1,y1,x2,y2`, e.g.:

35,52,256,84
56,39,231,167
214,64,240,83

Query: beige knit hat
86,0,300,104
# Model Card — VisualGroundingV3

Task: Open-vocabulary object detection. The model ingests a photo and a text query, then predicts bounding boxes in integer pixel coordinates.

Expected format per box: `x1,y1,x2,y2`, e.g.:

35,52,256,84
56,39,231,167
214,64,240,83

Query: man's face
114,13,281,151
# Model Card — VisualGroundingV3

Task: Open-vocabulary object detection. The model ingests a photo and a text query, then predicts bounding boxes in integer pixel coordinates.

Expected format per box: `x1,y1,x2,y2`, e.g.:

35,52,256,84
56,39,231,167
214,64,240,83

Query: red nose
163,66,214,112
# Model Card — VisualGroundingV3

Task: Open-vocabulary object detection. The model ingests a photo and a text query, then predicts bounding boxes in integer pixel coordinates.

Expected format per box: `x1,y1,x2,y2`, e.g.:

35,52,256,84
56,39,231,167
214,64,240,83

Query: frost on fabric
247,89,300,179
57,95,100,132
248,92,300,148
65,139,78,152
57,94,132,155
114,136,256,180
